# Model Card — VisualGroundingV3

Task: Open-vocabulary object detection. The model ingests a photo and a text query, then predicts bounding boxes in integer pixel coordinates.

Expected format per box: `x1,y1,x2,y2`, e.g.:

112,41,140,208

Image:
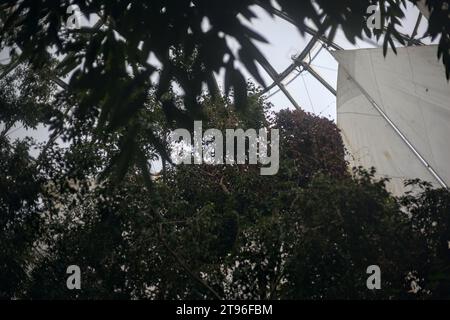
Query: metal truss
260,6,426,111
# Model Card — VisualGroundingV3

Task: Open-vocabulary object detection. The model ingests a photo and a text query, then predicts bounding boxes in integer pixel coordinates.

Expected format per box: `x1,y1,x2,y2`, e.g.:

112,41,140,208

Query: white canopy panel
334,45,450,195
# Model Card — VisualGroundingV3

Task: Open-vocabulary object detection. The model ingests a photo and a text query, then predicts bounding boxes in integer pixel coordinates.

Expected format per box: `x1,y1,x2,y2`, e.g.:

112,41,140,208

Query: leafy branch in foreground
1,1,449,179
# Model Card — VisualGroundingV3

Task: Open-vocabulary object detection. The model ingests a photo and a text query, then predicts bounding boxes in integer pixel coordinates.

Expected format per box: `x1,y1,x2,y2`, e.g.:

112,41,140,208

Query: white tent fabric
333,45,450,196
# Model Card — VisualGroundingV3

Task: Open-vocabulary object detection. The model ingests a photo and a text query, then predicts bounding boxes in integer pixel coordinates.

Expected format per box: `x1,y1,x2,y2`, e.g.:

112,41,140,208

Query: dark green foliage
1,1,449,176
0,64,58,133
1,2,450,300
0,137,43,298
400,182,450,299
276,109,348,186
282,170,414,299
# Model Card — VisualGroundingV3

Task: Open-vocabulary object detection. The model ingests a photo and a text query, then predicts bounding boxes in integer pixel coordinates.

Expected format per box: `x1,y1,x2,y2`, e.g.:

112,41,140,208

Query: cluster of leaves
0,64,58,135
0,0,449,177
0,64,60,299
400,181,450,298
0,136,43,298
417,0,450,78
2,64,450,299
275,109,348,186
1,2,450,299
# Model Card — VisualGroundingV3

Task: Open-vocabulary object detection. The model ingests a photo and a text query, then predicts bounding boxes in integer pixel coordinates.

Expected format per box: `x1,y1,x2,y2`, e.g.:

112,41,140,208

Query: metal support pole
297,61,336,96
257,53,302,110
346,72,448,189
260,4,342,51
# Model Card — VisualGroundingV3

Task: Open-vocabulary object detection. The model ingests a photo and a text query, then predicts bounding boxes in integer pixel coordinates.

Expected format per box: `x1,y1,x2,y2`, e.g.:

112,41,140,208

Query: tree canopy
1,66,450,298
1,1,450,300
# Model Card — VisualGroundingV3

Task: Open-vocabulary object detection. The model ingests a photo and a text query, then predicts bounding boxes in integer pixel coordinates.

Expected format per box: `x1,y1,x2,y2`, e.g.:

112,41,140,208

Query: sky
0,3,432,156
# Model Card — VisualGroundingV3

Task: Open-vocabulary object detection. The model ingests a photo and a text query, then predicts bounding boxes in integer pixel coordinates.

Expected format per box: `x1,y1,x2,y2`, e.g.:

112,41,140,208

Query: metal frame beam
344,71,447,189
261,5,342,51
266,5,423,47
297,61,336,96
257,50,302,110
258,6,343,103
261,35,320,95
